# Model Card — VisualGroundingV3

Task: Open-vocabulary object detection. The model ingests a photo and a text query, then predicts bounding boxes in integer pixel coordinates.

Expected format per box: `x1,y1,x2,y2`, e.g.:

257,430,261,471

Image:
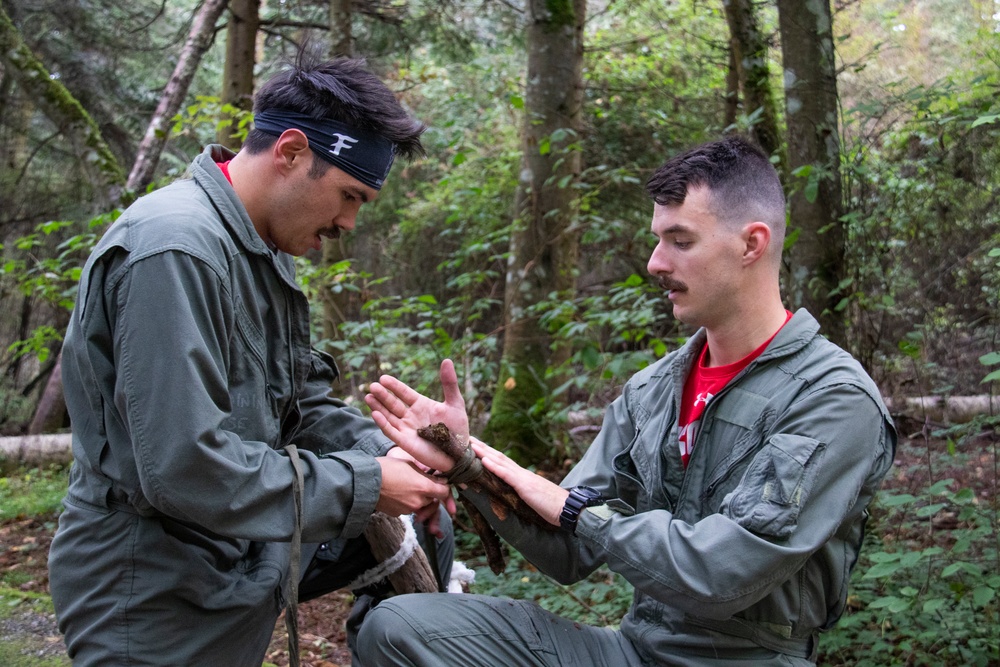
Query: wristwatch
559,486,605,534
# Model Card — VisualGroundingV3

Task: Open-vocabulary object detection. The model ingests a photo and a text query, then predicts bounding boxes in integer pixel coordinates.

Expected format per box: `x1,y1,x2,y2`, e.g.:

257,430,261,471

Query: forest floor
0,426,995,666
0,514,356,666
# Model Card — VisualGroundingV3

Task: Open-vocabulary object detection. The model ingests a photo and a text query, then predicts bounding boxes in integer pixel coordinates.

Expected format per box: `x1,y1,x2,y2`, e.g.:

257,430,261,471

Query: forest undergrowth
0,419,996,666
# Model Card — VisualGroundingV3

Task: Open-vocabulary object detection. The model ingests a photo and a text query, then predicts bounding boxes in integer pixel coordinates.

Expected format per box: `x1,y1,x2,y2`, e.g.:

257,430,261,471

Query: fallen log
2,392,998,466
884,395,1000,425
0,433,73,466
0,434,437,585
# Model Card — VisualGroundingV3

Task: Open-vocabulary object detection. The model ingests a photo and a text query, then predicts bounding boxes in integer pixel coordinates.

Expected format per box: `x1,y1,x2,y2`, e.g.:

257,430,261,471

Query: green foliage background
0,0,998,664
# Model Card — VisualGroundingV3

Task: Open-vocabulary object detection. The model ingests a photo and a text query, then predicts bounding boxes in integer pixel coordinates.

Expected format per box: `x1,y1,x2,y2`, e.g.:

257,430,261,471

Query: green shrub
819,425,999,666
0,465,68,521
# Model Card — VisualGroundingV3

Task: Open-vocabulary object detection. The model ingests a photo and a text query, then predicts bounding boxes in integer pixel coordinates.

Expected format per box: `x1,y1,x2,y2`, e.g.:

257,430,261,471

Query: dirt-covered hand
374,456,453,517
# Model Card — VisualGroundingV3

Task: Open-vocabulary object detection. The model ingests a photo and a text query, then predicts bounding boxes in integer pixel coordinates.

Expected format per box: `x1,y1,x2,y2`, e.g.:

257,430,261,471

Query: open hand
366,359,470,473
472,440,568,527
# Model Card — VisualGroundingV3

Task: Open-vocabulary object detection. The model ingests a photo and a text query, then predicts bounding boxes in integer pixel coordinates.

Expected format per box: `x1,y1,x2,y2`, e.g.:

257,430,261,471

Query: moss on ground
0,590,68,666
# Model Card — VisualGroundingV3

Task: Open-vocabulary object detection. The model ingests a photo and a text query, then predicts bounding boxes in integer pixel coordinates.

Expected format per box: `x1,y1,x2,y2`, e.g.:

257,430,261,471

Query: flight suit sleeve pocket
721,434,825,539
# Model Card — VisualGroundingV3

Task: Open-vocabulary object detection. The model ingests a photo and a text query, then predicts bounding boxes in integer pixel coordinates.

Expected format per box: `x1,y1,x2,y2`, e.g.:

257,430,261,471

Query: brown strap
283,444,305,667
443,444,483,486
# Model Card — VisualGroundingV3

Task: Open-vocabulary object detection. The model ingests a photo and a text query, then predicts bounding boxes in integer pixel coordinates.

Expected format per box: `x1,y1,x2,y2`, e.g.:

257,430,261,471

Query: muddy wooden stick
417,422,557,575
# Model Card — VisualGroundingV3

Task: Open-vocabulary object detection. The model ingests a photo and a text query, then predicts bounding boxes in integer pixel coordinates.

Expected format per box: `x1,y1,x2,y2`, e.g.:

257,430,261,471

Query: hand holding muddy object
417,422,557,575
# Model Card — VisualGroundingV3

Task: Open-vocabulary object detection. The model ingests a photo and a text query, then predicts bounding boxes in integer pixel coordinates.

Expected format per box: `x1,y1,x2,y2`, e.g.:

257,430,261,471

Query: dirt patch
0,518,53,594
265,596,354,667
0,608,66,661
0,517,67,663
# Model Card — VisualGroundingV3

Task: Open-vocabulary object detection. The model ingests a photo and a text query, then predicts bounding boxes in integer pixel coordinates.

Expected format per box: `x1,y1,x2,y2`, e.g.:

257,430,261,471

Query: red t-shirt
677,311,792,467
217,159,233,184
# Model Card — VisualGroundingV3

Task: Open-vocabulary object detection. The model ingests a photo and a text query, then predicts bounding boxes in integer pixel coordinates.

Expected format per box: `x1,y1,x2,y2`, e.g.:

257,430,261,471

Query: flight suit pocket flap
721,434,825,539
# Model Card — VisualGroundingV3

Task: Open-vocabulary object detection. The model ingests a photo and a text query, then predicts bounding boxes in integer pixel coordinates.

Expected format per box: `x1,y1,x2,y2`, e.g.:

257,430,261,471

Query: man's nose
647,245,669,276
337,211,358,232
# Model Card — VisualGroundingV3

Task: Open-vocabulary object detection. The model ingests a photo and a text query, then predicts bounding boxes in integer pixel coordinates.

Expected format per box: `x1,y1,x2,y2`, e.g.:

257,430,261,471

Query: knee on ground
356,596,426,665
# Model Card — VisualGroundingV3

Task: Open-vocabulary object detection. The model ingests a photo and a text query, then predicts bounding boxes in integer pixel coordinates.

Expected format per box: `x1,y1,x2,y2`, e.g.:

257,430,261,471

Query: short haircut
646,136,786,235
243,55,425,176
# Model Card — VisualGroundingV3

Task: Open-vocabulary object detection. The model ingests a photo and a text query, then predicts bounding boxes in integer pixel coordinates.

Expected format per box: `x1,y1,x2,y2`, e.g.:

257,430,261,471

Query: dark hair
646,136,786,232
243,55,425,171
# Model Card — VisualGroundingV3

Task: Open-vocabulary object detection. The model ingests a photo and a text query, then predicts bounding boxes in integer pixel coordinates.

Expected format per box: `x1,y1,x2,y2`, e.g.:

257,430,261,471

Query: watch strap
559,486,604,533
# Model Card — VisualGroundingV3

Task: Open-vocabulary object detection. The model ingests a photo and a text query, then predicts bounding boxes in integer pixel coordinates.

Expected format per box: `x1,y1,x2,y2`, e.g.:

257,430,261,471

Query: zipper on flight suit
676,357,766,503
266,251,303,446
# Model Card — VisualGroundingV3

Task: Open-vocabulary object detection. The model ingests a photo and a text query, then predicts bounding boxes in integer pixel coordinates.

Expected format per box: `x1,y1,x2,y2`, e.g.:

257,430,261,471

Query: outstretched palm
365,359,470,473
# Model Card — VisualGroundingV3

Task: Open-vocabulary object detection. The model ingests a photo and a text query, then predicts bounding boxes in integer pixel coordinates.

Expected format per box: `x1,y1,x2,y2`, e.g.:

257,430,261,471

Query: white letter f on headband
330,133,359,156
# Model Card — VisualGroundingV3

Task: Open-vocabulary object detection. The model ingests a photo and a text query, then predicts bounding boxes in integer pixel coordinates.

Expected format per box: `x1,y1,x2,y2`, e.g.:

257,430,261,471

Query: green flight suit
358,311,896,666
49,146,406,665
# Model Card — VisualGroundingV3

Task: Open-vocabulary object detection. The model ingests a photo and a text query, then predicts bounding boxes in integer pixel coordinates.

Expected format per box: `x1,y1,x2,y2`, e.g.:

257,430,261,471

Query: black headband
252,109,396,190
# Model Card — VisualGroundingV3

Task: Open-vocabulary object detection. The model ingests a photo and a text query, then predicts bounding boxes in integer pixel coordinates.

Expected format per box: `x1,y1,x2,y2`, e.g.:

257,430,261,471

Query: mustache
657,276,687,292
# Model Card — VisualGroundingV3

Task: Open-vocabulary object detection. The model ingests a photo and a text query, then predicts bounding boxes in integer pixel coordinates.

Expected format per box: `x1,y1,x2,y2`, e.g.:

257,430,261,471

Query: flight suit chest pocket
612,430,646,513
699,389,772,505
234,301,267,370
226,302,279,437
721,433,825,539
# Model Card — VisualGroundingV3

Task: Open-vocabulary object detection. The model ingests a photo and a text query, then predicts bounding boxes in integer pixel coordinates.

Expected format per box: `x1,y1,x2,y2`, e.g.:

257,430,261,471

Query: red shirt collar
217,159,233,184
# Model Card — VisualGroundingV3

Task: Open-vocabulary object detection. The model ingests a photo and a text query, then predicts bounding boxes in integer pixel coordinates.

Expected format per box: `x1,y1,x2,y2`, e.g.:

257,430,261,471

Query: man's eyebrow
349,187,370,204
657,224,692,235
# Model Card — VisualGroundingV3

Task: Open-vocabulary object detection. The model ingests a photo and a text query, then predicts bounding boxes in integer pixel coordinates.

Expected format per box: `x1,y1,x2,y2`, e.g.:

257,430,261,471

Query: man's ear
742,221,772,266
272,129,311,173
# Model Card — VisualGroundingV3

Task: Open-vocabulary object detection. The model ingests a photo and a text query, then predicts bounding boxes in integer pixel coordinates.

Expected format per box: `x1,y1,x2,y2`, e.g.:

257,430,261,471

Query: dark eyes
652,233,692,250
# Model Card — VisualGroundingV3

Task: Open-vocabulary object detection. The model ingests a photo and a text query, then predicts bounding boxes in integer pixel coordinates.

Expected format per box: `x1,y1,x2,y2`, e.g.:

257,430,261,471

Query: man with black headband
49,57,454,666
252,109,398,190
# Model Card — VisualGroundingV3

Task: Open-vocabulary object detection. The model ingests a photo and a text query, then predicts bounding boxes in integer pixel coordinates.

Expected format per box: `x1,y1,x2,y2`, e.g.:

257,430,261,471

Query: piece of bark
417,422,557,575
363,511,439,594
458,495,507,574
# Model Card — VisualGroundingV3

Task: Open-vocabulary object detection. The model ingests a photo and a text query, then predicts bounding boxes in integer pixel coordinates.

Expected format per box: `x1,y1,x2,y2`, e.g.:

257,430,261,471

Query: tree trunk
1,4,127,435
22,0,229,434
217,0,261,149
27,352,66,434
0,4,126,197
724,43,739,130
7,295,34,386
722,0,784,164
777,0,845,345
0,81,33,172
127,0,230,192
319,0,356,360
329,0,353,57
484,0,585,461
